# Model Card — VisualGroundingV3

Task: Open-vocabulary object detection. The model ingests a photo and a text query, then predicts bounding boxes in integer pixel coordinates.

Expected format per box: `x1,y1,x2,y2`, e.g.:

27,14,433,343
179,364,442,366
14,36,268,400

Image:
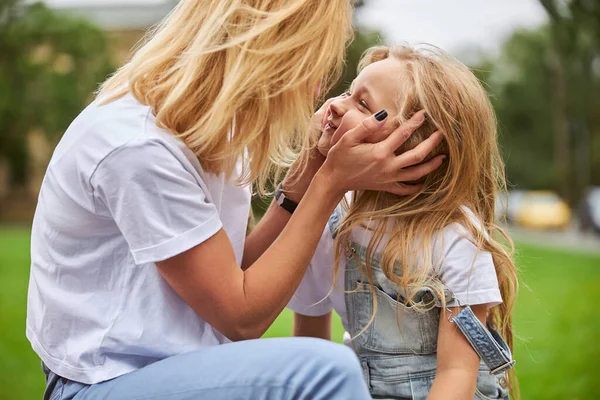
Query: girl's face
323,58,404,144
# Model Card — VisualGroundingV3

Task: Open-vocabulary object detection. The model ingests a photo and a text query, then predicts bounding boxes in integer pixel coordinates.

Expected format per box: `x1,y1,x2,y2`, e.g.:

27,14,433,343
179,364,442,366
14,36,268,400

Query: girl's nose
329,97,346,118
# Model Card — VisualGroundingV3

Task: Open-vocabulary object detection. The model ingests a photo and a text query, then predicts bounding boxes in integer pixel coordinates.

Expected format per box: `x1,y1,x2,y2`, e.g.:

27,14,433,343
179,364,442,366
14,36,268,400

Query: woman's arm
241,97,336,270
242,109,444,270
157,112,444,342
241,147,325,270
427,305,488,400
157,172,339,341
293,312,332,340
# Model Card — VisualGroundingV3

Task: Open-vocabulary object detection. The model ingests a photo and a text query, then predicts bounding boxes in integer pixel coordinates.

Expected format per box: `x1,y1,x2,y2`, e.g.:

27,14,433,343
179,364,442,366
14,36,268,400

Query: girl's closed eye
359,99,371,112
343,90,371,112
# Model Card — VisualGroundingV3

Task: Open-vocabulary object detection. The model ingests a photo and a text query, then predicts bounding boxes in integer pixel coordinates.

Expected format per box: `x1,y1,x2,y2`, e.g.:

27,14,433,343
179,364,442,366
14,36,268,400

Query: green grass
1,227,599,400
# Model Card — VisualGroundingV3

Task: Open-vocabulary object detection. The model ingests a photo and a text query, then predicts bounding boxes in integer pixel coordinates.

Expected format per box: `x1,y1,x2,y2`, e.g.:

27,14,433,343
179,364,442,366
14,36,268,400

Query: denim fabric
42,337,371,400
328,210,512,400
452,307,516,375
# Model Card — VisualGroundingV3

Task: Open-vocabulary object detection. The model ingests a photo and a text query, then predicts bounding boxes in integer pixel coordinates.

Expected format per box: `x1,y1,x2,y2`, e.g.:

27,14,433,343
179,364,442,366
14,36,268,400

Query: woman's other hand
319,110,445,196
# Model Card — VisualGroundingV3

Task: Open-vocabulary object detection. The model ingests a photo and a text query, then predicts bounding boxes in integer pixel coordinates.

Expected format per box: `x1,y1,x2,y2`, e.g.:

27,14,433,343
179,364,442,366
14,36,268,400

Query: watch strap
275,183,299,214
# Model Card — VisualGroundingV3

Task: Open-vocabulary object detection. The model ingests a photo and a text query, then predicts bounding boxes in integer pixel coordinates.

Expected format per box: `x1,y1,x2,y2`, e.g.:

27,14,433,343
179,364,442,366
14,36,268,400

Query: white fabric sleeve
287,226,336,316
439,225,503,308
91,140,223,264
287,265,334,317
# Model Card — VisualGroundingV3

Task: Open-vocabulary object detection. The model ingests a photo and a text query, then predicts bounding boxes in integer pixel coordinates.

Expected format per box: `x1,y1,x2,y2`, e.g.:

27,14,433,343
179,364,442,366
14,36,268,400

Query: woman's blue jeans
43,337,371,400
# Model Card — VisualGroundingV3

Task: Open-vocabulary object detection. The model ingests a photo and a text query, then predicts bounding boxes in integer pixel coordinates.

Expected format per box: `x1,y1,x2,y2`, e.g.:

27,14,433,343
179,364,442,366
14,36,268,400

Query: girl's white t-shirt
287,206,502,335
26,94,252,384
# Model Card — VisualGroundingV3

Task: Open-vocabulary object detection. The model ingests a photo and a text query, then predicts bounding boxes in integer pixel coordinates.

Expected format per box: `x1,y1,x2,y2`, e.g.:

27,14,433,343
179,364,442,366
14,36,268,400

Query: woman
27,1,444,399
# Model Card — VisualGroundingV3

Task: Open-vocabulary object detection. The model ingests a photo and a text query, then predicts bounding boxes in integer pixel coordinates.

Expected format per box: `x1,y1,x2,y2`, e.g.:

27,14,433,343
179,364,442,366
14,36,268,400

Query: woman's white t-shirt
26,94,252,384
287,206,502,336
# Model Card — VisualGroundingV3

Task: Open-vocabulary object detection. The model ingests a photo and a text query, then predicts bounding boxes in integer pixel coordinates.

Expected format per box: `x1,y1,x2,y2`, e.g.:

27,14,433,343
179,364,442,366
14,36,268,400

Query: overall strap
328,206,343,239
451,307,516,375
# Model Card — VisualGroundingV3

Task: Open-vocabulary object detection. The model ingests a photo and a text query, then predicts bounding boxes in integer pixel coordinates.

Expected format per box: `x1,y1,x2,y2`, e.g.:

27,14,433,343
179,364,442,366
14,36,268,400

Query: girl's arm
427,305,488,400
293,312,332,340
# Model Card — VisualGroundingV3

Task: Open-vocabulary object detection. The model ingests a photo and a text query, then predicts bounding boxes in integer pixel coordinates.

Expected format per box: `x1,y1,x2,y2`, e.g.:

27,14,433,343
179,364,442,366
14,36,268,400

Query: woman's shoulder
87,93,174,147
55,93,191,175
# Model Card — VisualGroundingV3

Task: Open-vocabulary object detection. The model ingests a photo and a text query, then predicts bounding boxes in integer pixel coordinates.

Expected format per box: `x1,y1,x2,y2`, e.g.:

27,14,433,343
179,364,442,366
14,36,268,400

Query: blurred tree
328,28,383,98
474,2,600,204
0,1,114,185
537,0,599,202
478,28,557,192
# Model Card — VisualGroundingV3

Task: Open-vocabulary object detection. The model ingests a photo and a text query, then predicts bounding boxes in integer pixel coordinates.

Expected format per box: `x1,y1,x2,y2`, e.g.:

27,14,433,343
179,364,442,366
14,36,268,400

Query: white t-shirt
26,94,252,384
287,206,502,335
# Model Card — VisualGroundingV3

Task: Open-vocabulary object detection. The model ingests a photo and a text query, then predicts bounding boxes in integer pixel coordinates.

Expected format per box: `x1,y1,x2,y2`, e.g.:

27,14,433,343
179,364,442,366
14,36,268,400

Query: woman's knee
283,338,368,399
286,338,362,375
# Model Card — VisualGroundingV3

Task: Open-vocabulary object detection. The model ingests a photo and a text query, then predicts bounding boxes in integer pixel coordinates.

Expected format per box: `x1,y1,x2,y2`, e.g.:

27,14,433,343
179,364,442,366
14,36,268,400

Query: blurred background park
0,0,599,398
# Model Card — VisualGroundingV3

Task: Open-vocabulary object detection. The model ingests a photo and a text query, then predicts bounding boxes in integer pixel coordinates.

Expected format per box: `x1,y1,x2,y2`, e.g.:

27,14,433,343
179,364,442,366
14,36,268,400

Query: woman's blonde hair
333,45,519,397
98,0,353,192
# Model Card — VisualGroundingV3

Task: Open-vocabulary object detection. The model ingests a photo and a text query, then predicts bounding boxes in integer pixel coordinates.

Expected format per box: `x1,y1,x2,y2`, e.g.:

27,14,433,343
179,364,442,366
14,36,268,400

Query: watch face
276,194,285,206
274,184,296,214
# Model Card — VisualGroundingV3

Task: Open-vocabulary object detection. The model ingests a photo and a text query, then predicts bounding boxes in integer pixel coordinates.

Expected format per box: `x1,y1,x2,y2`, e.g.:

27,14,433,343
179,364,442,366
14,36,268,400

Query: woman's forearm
158,111,437,341
241,148,325,270
237,171,343,338
158,168,343,342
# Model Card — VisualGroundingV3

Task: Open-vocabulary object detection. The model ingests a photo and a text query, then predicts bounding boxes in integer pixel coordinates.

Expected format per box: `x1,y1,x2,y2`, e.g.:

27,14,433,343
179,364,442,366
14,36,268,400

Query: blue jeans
43,337,371,400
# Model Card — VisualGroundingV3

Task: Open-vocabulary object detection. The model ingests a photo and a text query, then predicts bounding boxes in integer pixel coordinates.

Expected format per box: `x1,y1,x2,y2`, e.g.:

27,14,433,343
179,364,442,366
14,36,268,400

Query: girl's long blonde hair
98,0,353,192
333,45,519,397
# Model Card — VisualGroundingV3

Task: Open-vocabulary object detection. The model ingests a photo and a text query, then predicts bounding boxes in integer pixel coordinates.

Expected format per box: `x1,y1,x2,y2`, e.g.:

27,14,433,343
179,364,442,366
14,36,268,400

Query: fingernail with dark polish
375,110,388,121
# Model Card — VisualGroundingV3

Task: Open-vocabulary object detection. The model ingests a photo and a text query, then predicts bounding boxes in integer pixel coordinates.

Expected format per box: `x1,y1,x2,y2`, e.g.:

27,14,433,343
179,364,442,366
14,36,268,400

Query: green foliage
475,1,600,203
480,28,558,191
0,1,114,184
328,28,383,97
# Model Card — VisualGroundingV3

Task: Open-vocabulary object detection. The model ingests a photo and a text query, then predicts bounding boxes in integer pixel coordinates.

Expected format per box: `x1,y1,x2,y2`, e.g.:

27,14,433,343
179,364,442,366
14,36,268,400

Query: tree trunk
550,43,571,202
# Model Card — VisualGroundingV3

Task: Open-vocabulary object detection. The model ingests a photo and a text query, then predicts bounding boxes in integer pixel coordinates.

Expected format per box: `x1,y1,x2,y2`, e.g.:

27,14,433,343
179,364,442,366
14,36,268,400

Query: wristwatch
274,183,299,215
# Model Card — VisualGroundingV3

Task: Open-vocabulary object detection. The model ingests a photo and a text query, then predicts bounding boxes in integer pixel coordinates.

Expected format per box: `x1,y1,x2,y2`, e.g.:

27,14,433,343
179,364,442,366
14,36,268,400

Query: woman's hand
318,110,445,196
241,97,338,270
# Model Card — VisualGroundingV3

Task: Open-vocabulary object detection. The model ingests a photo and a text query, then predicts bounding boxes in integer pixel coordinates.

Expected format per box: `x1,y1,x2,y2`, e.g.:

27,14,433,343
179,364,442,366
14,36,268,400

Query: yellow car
516,191,571,230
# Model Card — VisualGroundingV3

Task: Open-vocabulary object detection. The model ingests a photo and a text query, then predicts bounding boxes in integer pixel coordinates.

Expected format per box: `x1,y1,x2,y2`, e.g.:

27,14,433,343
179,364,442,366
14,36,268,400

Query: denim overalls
328,210,514,400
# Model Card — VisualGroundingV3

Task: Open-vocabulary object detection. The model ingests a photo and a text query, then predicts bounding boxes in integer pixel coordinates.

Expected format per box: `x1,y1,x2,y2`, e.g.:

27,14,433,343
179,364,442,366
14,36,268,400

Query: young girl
289,45,518,400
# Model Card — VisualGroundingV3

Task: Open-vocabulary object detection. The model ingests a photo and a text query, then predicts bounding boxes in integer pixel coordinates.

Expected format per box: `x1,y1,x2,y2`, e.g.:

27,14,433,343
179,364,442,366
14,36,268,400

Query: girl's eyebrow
362,85,376,102
350,80,376,102
357,84,376,105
